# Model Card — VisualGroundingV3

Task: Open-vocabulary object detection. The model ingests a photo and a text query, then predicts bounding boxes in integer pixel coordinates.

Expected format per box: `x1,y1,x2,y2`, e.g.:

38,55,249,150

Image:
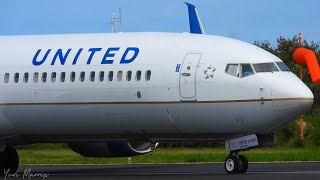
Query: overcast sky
0,0,319,44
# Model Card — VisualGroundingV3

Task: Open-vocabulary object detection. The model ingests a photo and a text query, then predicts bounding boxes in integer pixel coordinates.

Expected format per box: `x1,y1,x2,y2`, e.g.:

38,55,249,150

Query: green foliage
276,122,300,146
304,108,320,147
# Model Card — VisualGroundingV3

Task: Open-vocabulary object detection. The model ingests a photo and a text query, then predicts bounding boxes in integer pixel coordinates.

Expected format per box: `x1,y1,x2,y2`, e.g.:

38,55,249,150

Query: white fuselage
0,33,313,144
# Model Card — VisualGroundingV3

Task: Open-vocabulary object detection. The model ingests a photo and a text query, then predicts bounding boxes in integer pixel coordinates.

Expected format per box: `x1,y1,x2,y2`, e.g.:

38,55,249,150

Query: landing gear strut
224,153,248,174
0,145,19,175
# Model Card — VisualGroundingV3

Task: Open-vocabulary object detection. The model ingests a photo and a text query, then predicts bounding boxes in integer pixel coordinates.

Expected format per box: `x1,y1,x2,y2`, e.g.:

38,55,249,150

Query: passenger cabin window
90,71,95,82
136,71,141,81
108,71,113,81
276,62,290,71
146,70,151,81
225,64,240,77
51,72,57,82
33,72,39,83
80,71,85,82
4,73,9,83
24,73,29,83
99,71,104,82
70,72,76,82
117,71,123,81
42,72,47,82
241,64,254,77
14,73,19,83
60,72,66,82
253,63,279,73
126,71,132,81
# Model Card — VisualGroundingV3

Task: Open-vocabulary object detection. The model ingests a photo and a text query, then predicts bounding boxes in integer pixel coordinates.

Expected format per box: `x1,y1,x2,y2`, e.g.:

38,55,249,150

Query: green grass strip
18,146,320,165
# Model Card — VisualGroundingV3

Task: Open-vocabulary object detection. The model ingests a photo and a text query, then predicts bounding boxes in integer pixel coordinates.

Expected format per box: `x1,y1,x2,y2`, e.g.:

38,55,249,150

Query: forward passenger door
179,53,202,100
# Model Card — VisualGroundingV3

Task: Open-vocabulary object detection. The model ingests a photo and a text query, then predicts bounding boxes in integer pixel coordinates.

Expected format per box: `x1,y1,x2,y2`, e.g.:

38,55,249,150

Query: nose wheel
224,154,248,174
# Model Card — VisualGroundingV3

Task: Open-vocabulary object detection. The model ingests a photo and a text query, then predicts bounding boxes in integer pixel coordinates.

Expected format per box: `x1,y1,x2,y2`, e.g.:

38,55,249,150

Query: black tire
0,146,19,175
224,156,240,174
238,155,248,173
5,146,19,174
0,147,9,175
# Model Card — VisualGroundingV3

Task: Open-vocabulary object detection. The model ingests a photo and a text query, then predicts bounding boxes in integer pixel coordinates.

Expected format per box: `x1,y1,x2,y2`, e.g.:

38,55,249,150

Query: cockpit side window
276,62,290,71
225,64,240,77
226,64,255,78
253,63,279,73
241,64,254,77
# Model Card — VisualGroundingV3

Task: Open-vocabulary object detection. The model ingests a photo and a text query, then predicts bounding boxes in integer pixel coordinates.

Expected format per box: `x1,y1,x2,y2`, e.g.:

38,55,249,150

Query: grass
17,144,320,165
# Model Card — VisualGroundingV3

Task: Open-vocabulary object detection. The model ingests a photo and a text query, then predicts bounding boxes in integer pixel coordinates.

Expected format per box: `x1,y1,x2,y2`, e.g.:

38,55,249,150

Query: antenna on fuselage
110,8,122,33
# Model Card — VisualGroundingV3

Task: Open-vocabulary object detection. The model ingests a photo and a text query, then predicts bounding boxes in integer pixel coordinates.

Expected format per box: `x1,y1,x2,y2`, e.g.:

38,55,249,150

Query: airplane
0,2,314,174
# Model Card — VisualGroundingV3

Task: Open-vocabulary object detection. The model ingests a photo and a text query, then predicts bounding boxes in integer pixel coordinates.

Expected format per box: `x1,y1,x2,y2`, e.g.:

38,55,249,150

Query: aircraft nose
271,73,313,127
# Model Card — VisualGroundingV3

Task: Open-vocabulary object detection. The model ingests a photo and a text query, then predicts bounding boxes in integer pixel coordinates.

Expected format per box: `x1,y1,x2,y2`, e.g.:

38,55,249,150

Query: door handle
181,73,191,76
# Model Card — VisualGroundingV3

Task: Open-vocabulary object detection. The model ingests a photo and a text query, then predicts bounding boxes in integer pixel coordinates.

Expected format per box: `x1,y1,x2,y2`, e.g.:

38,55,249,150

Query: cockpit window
226,64,255,78
226,64,240,77
241,64,254,77
253,63,279,73
276,62,290,71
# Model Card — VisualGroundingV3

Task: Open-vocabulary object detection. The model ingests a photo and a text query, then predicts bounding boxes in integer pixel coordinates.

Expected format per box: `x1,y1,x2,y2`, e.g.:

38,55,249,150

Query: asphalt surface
5,162,320,180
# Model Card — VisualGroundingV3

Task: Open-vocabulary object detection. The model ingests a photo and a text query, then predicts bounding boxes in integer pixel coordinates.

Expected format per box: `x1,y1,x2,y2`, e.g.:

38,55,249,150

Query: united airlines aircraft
0,3,314,174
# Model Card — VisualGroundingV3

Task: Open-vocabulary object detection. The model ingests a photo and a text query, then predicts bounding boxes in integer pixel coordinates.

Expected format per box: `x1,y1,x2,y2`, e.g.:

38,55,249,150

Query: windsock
293,48,320,84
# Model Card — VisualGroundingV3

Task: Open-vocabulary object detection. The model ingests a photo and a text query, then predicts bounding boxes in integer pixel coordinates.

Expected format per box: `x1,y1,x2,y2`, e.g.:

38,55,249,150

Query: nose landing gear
224,134,275,174
0,145,19,175
224,134,260,174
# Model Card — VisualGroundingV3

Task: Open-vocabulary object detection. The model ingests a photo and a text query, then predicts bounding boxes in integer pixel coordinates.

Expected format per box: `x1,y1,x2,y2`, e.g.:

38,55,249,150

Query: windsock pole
298,33,304,141
300,65,304,140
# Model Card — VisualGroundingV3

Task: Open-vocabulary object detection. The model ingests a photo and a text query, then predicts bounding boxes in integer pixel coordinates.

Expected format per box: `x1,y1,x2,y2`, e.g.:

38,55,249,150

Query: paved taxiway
10,162,320,180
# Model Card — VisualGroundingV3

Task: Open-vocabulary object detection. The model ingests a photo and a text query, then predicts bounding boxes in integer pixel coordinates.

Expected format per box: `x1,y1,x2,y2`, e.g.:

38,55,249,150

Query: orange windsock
293,48,320,84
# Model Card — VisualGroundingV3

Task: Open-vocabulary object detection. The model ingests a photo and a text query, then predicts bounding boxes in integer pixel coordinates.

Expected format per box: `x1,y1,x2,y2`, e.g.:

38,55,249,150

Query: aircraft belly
4,104,178,135
0,108,17,135
3,102,278,137
169,102,275,134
